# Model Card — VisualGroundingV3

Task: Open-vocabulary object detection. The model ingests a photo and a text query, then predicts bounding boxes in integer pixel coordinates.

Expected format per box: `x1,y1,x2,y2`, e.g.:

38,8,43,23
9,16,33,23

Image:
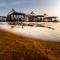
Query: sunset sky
0,0,60,18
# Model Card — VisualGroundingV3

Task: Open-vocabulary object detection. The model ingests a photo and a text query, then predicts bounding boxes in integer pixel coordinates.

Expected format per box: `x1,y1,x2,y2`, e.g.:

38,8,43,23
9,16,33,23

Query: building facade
6,10,59,23
0,16,6,22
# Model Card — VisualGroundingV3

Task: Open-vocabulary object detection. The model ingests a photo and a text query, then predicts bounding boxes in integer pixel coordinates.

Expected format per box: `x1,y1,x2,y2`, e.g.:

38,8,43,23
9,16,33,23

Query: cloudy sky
0,0,60,18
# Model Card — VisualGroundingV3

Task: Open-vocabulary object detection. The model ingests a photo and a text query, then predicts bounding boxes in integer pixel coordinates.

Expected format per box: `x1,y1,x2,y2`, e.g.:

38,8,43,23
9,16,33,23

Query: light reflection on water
0,22,60,41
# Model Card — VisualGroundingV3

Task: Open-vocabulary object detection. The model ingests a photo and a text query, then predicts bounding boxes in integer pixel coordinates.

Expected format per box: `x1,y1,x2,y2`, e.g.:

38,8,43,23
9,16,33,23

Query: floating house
44,16,58,22
6,9,59,24
6,12,26,22
6,10,26,25
6,10,44,22
28,15,44,22
36,15,44,22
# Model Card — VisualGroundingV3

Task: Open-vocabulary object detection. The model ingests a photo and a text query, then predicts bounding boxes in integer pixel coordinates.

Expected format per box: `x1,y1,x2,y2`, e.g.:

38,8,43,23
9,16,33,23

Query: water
0,22,60,42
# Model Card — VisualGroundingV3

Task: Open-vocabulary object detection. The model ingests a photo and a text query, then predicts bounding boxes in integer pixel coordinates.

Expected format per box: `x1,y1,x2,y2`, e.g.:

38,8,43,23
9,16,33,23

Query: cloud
0,0,60,17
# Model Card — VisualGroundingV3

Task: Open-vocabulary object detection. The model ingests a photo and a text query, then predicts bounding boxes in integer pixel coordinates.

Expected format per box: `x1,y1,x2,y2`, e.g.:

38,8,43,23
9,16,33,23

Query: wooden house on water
28,15,44,22
6,9,59,25
6,9,26,25
44,16,58,22
36,15,44,22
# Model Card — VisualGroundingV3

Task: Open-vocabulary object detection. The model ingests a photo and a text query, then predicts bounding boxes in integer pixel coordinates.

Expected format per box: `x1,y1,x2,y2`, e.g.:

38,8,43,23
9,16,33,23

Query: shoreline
0,23,60,42
0,28,60,60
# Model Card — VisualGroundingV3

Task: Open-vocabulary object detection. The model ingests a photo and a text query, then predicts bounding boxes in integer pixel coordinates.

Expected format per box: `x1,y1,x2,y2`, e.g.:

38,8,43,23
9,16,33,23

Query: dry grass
0,29,60,60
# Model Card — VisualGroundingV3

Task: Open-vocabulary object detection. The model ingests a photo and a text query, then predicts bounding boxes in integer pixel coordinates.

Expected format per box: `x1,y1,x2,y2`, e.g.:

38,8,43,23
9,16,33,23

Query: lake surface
0,22,60,42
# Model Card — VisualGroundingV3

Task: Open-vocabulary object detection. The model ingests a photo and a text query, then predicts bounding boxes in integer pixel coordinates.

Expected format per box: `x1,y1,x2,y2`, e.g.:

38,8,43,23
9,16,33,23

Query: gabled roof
8,9,25,16
9,11,25,15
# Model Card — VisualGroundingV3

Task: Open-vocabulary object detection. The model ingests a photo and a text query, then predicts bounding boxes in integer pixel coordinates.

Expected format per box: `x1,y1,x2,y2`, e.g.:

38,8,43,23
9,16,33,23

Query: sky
0,0,60,18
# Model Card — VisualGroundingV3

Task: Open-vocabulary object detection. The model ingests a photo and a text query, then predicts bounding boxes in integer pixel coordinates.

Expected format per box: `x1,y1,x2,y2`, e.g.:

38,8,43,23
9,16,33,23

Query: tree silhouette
30,11,35,15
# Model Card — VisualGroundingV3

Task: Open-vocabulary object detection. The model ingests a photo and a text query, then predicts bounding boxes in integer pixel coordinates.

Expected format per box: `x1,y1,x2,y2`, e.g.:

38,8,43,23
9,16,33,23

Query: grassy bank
0,29,60,60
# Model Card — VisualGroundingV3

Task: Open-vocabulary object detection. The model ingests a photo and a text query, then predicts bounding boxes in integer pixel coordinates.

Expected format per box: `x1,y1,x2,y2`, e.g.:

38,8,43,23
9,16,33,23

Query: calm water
0,22,60,41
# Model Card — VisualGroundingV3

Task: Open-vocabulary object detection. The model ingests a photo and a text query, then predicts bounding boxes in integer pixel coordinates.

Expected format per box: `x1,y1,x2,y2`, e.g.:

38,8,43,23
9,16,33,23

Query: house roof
36,15,44,17
13,12,25,15
8,11,25,15
27,15,44,18
44,16,58,19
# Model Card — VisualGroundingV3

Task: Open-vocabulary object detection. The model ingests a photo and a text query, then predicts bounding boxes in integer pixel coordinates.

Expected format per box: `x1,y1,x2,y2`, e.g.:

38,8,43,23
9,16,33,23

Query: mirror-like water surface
0,22,60,41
